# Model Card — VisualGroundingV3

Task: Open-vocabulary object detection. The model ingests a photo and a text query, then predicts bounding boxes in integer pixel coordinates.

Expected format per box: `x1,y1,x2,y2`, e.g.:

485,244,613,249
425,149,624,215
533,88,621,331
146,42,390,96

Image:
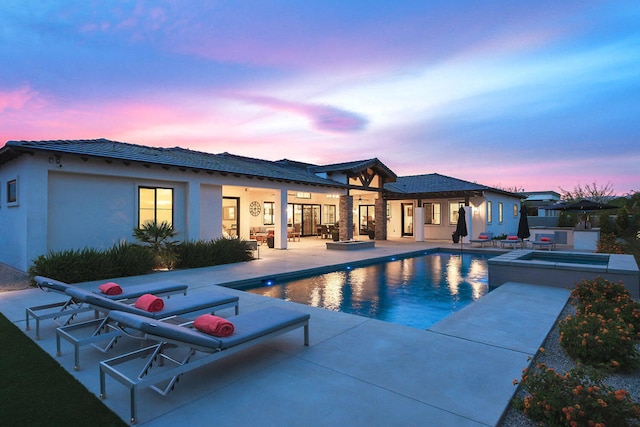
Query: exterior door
358,205,375,235
222,197,240,237
402,203,414,236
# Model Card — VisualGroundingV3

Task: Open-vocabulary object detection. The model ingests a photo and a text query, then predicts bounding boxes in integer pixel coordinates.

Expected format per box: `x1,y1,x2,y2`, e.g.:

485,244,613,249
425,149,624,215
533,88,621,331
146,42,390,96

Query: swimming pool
245,252,492,329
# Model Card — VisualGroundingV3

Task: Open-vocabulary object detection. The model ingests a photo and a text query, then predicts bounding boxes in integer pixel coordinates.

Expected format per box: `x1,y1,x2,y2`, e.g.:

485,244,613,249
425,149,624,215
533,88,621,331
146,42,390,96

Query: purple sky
1,1,639,194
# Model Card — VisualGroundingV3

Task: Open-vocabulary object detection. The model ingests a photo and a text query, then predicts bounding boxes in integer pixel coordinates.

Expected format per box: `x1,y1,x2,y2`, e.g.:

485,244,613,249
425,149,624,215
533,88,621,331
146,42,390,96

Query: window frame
6,178,18,206
449,201,464,225
263,201,275,225
138,186,174,228
423,201,441,225
487,201,493,224
499,202,504,224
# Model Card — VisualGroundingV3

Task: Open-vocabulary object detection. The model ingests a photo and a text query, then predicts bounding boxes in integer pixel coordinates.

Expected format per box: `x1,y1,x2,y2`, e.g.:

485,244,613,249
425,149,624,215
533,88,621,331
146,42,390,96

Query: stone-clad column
339,195,353,241
375,197,387,240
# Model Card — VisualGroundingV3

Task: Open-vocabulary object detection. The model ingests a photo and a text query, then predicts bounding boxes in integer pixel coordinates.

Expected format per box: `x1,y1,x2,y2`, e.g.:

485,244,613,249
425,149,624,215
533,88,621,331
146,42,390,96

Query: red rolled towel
540,237,551,242
134,294,164,312
194,314,235,337
479,235,488,239
507,236,518,240
98,282,123,295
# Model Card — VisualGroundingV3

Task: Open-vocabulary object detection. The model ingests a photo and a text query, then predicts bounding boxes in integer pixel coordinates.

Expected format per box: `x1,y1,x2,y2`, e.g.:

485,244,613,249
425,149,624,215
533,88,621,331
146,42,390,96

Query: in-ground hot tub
488,250,639,298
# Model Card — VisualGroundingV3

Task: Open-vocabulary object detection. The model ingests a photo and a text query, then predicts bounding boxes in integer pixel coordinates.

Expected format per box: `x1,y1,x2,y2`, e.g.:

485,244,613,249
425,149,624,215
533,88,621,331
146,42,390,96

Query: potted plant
331,223,340,241
266,230,275,248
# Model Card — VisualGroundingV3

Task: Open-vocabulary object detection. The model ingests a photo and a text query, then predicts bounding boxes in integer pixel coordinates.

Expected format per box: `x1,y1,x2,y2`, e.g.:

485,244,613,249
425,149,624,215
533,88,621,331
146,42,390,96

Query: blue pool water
246,252,492,329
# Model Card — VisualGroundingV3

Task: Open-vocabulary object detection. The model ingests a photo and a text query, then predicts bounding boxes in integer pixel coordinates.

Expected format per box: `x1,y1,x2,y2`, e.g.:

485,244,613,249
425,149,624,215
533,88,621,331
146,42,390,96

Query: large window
423,202,441,225
139,187,173,227
449,201,464,224
263,202,275,225
323,204,336,225
7,178,17,204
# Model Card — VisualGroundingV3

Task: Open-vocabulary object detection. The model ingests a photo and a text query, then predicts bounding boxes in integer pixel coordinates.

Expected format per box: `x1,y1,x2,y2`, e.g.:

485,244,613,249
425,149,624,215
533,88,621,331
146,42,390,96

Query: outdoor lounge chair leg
131,387,137,425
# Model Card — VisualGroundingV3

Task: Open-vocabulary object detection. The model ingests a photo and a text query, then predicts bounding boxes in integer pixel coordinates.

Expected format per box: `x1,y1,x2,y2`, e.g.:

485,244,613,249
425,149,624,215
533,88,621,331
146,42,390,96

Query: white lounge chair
470,232,494,247
54,287,239,370
500,235,523,249
99,307,310,424
27,276,189,339
531,233,556,250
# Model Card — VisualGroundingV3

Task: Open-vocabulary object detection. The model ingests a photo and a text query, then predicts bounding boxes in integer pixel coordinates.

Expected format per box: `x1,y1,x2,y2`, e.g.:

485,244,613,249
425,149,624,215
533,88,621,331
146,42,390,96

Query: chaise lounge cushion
64,287,238,319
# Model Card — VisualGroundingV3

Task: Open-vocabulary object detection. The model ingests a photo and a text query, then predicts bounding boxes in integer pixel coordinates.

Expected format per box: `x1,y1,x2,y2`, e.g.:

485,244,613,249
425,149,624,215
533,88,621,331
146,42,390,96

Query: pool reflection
247,252,491,329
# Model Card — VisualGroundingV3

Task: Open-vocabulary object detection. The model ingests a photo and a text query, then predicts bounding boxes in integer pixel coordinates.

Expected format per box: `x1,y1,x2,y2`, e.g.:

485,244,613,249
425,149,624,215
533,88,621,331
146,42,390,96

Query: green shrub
559,278,640,371
105,241,155,277
29,247,112,283
133,221,180,270
29,242,154,283
177,240,216,268
176,238,254,269
513,363,640,426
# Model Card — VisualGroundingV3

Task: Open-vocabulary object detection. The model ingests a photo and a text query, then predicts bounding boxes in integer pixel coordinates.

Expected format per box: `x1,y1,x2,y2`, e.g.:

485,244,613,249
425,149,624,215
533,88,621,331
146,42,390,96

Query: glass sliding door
358,205,375,235
288,203,321,236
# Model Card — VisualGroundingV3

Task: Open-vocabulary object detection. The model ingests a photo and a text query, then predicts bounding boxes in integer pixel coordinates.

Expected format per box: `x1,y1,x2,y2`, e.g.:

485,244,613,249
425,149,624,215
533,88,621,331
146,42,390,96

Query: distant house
0,139,522,271
520,190,562,227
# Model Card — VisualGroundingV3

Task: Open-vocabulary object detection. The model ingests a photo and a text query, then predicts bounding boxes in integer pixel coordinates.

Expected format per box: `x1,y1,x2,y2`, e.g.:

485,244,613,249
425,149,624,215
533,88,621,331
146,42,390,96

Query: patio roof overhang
383,189,485,201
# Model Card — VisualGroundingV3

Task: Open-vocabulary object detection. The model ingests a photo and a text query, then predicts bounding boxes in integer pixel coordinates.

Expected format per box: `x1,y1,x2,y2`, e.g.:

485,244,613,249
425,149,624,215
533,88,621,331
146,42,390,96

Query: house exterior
0,139,522,272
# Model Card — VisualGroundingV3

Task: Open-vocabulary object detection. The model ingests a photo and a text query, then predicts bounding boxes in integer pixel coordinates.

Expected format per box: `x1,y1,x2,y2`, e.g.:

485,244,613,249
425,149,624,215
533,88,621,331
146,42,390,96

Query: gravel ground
0,263,31,292
1,264,637,425
499,302,640,426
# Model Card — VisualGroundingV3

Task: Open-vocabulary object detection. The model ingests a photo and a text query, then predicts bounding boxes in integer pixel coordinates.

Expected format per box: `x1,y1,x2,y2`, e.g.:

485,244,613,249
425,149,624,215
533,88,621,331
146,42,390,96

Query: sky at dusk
1,1,639,194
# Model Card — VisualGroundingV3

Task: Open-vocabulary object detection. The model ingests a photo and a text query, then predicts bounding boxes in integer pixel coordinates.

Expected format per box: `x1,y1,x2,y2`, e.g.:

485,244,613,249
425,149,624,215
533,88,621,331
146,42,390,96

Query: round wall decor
249,201,261,216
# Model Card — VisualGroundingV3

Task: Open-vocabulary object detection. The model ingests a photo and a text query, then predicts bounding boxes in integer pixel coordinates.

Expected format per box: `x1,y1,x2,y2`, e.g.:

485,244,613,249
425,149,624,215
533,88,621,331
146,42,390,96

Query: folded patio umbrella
517,204,531,240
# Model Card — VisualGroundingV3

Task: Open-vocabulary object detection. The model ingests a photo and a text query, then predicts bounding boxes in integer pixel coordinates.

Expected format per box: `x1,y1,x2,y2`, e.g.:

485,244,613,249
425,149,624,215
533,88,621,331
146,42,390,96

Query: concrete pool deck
0,239,571,426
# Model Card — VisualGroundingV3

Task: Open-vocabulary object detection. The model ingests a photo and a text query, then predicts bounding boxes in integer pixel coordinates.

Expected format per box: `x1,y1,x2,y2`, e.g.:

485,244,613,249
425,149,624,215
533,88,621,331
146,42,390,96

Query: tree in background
559,181,615,202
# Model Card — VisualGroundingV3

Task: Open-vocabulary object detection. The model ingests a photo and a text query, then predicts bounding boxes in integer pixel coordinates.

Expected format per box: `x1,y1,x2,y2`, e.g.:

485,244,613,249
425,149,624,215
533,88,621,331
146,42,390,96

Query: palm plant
133,221,180,270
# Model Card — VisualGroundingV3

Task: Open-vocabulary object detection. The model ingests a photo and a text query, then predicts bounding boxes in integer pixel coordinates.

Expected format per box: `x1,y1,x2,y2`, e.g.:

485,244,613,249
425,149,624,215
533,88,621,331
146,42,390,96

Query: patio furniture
55,287,240,370
27,276,189,340
500,235,523,249
99,307,310,424
469,232,494,247
531,233,556,250
287,224,301,242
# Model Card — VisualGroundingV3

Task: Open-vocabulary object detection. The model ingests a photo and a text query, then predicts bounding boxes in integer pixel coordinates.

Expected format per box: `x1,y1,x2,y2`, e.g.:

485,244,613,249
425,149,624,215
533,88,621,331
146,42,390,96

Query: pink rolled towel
194,314,235,337
134,294,164,312
507,236,519,240
98,282,123,295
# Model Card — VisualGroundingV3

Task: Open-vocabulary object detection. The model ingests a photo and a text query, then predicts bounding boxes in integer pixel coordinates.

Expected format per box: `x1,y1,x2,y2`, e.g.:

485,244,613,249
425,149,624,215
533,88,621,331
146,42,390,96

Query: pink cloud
232,94,368,133
0,86,41,112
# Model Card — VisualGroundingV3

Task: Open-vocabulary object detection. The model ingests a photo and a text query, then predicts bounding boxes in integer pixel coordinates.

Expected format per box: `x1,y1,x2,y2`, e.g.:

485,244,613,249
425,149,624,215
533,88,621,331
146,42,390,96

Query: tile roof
1,139,347,188
384,173,515,198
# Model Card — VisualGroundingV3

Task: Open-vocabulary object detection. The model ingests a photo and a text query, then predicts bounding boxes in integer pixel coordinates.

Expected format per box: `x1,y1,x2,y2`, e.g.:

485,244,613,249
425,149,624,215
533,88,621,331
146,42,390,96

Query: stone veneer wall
339,195,354,241
375,197,387,240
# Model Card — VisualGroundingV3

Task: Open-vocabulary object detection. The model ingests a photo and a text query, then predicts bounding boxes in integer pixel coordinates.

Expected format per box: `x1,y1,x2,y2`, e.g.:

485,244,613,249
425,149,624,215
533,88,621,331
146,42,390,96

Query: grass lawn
0,312,126,427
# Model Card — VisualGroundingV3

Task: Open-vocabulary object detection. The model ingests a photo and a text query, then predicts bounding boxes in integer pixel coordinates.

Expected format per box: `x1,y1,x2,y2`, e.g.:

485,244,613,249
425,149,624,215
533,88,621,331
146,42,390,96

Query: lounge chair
99,307,310,424
531,233,556,250
500,235,523,249
469,232,494,247
55,287,240,370
27,276,189,339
